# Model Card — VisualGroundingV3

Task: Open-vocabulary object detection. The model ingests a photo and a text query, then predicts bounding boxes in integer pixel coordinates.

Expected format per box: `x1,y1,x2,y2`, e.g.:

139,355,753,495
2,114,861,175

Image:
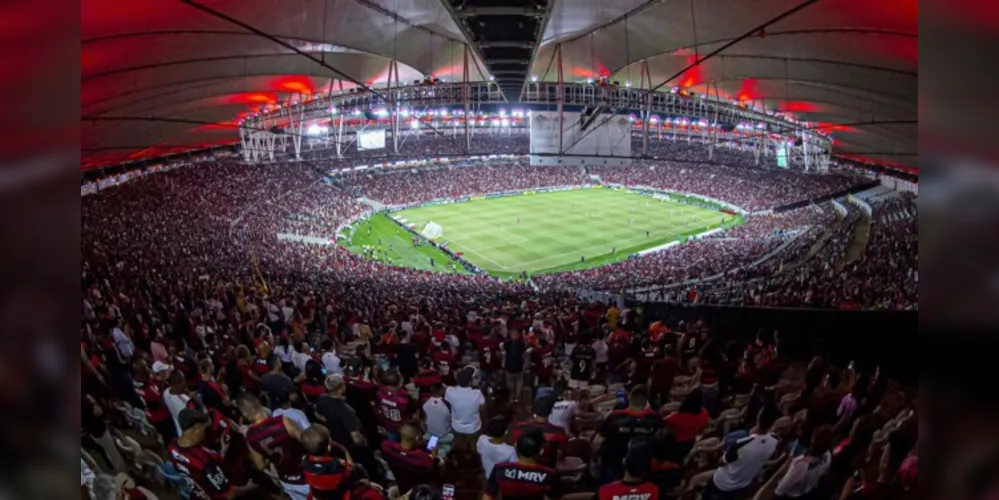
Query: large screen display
358,129,386,150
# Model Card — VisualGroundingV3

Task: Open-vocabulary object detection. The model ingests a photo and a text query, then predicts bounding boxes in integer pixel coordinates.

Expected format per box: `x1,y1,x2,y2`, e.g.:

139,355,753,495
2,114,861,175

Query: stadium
81,2,918,500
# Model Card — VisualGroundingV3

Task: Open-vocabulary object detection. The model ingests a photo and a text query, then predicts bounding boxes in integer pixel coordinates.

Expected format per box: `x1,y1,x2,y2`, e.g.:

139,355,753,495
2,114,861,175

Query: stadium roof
82,0,917,171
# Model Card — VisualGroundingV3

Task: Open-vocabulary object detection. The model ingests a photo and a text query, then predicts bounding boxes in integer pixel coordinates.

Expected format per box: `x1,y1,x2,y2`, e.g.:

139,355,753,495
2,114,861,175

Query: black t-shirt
315,396,362,448
599,409,663,476
261,372,297,402
81,396,107,438
394,343,419,377
570,346,597,381
504,340,527,373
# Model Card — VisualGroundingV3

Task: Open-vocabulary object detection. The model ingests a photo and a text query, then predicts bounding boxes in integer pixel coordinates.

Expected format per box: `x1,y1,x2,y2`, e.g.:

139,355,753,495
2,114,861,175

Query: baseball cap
151,361,172,374
325,374,346,392
178,408,210,432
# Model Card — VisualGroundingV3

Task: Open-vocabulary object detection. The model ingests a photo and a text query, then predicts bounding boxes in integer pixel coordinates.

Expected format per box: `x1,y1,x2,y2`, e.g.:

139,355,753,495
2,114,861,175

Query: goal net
421,221,444,240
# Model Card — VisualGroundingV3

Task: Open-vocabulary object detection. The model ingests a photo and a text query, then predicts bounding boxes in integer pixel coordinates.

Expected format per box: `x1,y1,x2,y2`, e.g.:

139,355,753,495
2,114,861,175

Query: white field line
412,195,729,272
460,216,719,271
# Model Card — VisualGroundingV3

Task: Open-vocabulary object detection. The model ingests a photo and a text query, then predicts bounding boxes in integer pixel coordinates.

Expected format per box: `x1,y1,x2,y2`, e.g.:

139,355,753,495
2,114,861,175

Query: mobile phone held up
426,435,440,451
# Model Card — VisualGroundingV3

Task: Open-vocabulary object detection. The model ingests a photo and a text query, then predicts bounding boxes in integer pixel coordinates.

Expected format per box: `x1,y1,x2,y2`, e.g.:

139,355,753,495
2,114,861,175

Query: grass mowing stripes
383,187,740,277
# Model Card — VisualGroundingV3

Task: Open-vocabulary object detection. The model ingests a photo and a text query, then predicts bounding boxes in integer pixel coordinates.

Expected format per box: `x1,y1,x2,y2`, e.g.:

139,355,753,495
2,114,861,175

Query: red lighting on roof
269,75,315,95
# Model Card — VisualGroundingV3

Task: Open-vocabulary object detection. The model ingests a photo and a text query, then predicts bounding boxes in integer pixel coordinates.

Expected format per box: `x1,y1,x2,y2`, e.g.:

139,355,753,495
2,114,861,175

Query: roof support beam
457,6,542,16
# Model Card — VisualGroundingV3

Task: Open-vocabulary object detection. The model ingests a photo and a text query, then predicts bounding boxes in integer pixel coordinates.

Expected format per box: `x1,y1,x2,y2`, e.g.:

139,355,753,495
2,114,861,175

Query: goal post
421,221,444,240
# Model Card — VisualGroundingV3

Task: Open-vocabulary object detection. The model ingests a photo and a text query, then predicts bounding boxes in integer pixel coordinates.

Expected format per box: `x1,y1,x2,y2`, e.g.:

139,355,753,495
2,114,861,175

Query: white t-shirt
593,340,609,363
112,327,134,359
476,435,517,479
163,389,192,436
422,396,452,437
322,351,342,375
775,452,831,497
292,351,312,372
273,408,312,431
713,433,779,491
445,386,485,434
549,400,578,433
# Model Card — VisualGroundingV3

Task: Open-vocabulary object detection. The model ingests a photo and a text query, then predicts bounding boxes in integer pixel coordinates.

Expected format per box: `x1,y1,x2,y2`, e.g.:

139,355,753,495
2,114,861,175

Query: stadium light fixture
352,109,362,116
441,108,448,116
501,118,510,127
489,75,496,81
650,116,658,123
330,106,338,114
410,120,419,129
531,75,539,82
373,108,389,118
586,78,594,84
625,81,632,87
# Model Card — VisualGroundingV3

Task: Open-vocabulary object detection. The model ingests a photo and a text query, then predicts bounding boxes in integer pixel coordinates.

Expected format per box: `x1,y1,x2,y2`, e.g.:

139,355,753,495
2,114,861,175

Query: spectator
81,394,126,474
511,395,568,468
261,356,297,409
664,389,710,460
484,429,561,500
168,408,239,500
502,329,528,403
597,444,659,500
445,367,486,457
703,403,782,500
301,425,386,500
477,415,518,480
381,421,441,495
421,383,454,459
598,385,664,485
273,392,312,431
376,370,416,442
163,370,193,437
774,425,834,498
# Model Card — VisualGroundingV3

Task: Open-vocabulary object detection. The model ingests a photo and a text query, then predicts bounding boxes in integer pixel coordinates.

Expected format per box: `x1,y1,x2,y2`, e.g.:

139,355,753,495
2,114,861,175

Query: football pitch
382,188,741,276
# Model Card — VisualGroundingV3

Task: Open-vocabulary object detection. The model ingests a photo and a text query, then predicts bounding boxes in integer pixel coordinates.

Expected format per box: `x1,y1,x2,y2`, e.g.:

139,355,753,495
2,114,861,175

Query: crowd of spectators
591,160,861,213
341,164,586,206
80,140,917,500
535,206,828,293
693,195,916,310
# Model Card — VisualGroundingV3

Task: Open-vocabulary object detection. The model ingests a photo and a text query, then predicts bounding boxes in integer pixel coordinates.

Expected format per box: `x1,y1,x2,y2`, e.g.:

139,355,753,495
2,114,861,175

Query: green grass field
340,213,471,274
362,187,740,277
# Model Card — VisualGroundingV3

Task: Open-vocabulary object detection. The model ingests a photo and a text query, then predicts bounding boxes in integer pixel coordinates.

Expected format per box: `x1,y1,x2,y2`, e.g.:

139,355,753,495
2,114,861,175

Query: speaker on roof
719,122,735,132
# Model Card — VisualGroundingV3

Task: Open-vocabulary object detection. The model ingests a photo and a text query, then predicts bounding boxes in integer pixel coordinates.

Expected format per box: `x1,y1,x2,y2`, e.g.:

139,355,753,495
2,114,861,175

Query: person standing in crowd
477,415,518,481
299,360,328,405
839,430,911,500
649,344,679,409
774,425,833,499
664,389,710,460
421,383,454,458
597,444,660,500
484,429,561,500
168,408,245,500
531,338,556,395
511,396,567,469
432,341,458,386
548,385,579,435
315,374,382,484
197,358,228,414
445,367,486,458
301,425,386,500
273,393,312,431
164,371,193,437
598,385,664,485
501,329,528,403
320,340,342,376
134,359,176,444
240,393,310,500
261,356,297,409
569,333,596,390
414,358,442,403
478,330,503,389
376,370,416,442
381,421,442,496
703,404,781,500
81,393,127,474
